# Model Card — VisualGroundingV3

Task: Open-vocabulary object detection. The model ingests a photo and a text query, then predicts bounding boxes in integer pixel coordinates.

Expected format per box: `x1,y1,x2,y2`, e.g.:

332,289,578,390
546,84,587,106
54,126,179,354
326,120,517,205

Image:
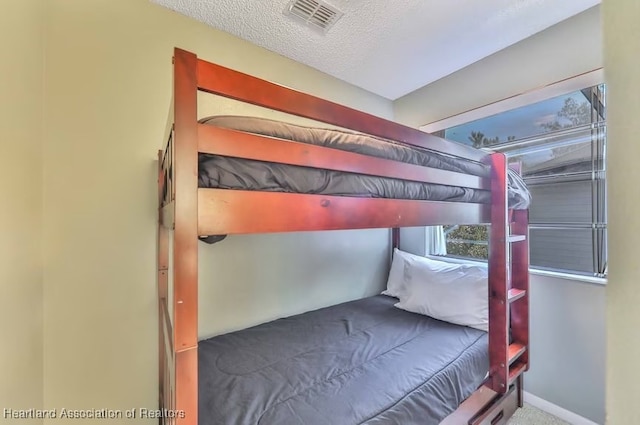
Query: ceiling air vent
285,0,344,33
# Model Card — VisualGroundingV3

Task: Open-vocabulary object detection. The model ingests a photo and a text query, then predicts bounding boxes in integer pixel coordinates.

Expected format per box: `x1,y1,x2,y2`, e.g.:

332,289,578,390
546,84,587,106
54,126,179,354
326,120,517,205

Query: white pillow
394,258,488,332
383,249,466,299
382,248,412,298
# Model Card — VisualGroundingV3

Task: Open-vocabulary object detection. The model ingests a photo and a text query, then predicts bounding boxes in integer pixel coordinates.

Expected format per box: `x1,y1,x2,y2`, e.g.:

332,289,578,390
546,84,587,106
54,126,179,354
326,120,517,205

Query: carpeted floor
508,403,570,424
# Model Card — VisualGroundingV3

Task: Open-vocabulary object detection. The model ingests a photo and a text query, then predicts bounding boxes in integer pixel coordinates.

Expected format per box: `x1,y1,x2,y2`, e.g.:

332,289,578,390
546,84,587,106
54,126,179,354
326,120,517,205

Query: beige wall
0,1,44,424
42,0,393,423
394,5,602,128
604,1,640,424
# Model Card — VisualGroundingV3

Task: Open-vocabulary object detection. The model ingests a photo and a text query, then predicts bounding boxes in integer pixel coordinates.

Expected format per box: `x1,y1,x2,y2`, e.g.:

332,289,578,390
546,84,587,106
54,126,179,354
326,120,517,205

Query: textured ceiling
152,0,600,100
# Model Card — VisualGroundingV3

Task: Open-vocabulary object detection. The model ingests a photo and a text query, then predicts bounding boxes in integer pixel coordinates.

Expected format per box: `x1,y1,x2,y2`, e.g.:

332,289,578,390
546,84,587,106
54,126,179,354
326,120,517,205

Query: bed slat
198,124,490,190
195,56,488,163
198,189,491,236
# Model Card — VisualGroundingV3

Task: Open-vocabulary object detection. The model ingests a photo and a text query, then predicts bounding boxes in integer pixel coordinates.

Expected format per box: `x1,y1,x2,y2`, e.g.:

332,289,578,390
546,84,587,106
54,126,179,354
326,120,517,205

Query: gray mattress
198,295,489,425
198,116,531,210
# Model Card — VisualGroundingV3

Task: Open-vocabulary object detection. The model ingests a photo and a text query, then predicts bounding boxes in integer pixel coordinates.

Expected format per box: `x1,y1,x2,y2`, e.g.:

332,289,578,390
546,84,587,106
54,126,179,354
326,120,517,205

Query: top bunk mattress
198,295,489,425
197,116,531,209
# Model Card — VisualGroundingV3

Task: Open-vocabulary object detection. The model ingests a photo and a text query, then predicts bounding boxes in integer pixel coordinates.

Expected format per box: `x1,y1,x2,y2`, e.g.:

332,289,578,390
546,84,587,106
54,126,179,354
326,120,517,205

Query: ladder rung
509,361,527,385
508,288,526,303
508,343,526,364
508,234,526,243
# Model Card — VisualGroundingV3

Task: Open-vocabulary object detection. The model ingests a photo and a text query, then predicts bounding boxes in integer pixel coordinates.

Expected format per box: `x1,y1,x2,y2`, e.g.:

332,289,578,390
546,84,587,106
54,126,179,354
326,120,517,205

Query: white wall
0,1,44,424
394,6,606,423
526,274,605,424
41,1,393,423
603,1,640,424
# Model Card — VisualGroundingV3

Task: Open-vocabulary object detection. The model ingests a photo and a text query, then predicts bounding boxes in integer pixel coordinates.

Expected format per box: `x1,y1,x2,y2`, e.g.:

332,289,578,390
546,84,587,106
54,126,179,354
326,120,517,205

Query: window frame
421,70,607,283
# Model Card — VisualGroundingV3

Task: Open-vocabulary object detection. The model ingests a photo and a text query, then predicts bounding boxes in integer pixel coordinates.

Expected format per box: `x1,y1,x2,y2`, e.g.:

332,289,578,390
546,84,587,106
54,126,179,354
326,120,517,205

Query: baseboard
523,392,601,425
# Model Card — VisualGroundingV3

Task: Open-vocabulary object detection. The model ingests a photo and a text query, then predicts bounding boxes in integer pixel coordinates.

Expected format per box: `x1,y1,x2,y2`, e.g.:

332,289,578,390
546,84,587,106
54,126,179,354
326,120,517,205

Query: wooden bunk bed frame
157,48,530,425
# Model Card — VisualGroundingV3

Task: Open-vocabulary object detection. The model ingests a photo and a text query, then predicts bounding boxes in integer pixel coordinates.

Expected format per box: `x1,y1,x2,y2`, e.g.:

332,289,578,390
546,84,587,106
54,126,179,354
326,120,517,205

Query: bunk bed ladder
487,155,529,400
509,207,530,405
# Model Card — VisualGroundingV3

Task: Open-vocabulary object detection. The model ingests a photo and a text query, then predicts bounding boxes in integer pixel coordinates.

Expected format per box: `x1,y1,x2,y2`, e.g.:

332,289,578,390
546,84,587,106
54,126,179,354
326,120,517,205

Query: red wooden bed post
173,48,199,425
488,152,509,393
391,228,400,250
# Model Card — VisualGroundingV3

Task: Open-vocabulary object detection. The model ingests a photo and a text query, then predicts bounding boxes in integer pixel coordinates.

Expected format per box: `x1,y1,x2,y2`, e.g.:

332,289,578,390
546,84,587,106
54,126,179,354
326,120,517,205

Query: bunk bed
157,48,531,425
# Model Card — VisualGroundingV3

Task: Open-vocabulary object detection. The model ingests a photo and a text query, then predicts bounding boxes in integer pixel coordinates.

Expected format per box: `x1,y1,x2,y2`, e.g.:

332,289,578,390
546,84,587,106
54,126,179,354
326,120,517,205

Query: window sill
427,255,607,286
529,268,607,286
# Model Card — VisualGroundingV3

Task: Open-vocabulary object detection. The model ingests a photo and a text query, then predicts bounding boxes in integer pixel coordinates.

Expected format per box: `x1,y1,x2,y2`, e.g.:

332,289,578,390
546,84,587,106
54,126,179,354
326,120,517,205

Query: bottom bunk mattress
198,295,489,425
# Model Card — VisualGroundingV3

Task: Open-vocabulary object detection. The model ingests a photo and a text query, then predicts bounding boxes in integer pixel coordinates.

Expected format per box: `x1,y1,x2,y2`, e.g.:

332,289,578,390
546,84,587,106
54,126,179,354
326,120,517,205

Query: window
436,84,607,278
